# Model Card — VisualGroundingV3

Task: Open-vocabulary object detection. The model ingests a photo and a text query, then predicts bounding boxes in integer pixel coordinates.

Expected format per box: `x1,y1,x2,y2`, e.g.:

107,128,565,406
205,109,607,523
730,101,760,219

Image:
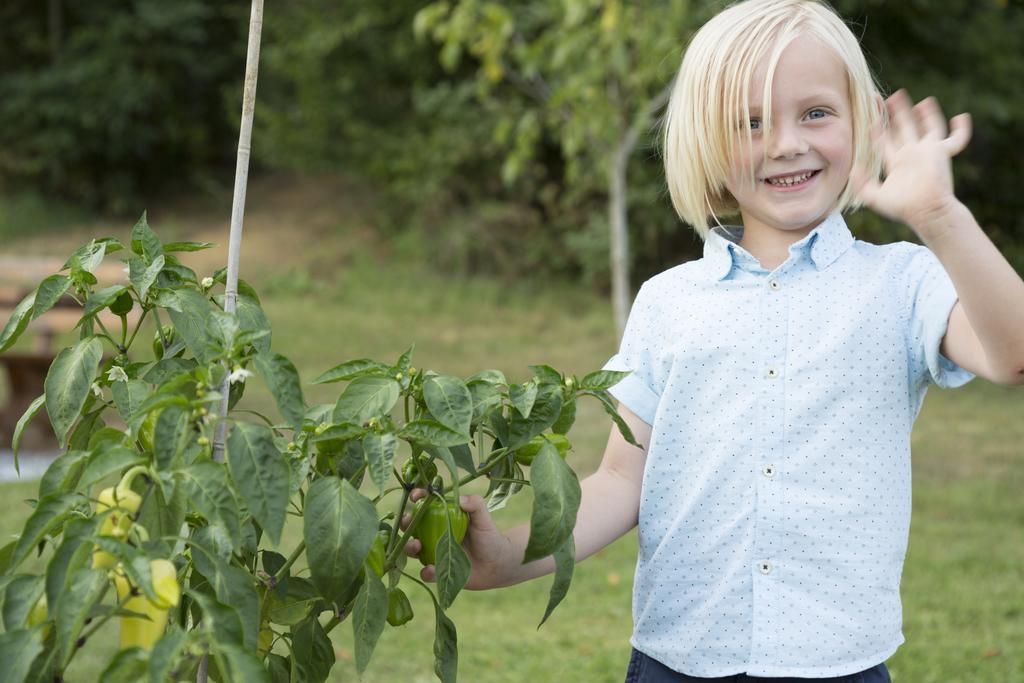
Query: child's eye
806,109,828,120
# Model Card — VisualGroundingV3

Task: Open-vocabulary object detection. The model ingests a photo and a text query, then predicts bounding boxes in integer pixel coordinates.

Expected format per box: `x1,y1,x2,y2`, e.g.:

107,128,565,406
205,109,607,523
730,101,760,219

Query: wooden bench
0,256,136,450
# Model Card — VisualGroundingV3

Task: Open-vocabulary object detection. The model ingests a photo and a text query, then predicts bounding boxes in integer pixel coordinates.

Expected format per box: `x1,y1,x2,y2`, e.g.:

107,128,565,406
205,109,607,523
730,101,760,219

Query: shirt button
759,561,773,574
766,368,779,379
762,465,776,478
768,279,781,291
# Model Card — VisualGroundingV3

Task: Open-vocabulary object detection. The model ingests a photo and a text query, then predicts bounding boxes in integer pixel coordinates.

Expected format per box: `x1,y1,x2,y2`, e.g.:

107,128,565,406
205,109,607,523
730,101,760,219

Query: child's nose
767,121,809,159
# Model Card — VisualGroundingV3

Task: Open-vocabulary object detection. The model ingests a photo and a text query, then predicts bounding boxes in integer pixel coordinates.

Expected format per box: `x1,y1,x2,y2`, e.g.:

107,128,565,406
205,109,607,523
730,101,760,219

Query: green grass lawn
1,181,1021,681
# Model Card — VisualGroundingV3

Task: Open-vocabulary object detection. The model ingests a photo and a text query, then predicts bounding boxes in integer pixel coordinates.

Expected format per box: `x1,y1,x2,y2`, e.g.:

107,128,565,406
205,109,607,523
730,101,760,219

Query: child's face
724,35,854,239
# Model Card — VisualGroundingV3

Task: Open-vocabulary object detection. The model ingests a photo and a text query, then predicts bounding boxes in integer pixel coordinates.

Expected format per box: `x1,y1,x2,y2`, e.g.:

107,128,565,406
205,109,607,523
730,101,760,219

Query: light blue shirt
604,212,973,677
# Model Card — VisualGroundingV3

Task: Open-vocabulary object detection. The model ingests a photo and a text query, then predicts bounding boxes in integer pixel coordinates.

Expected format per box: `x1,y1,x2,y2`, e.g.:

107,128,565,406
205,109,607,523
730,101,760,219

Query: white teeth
766,171,814,186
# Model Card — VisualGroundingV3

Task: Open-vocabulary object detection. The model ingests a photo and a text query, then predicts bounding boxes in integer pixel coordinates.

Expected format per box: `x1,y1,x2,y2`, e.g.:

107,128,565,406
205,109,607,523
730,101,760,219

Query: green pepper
513,433,571,466
366,528,390,578
151,325,183,360
401,454,438,487
386,587,414,626
411,496,469,566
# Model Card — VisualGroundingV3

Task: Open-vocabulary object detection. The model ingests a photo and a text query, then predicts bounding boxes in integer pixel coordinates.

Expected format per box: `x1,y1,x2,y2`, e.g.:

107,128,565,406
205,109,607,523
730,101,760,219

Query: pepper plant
0,215,637,683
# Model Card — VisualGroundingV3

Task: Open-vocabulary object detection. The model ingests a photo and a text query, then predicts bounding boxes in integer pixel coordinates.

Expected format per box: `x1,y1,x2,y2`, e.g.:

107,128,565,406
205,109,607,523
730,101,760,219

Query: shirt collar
702,212,854,280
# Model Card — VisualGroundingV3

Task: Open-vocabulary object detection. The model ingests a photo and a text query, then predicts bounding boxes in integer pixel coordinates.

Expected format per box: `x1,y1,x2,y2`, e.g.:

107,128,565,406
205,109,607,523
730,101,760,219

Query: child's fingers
886,89,917,147
943,112,972,156
915,96,948,141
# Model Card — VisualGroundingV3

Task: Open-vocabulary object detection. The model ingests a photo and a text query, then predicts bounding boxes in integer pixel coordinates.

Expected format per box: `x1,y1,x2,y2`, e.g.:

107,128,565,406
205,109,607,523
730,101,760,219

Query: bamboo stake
212,0,264,464
199,3,263,681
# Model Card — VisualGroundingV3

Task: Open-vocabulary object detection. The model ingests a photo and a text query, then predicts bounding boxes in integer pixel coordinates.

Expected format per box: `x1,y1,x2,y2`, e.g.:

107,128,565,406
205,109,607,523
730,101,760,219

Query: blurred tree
0,0,248,211
412,0,699,335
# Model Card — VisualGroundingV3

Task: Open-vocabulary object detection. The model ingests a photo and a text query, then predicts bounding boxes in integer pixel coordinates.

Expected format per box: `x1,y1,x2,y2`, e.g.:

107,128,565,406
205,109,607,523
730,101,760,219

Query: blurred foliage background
1,0,1021,290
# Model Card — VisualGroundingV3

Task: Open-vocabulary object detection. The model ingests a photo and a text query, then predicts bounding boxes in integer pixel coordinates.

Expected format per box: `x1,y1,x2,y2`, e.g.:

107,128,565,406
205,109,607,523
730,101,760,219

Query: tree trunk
608,140,631,339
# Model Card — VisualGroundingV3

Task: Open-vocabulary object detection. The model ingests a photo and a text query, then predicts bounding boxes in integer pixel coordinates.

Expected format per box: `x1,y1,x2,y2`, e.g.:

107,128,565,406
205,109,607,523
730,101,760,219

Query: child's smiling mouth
762,169,822,189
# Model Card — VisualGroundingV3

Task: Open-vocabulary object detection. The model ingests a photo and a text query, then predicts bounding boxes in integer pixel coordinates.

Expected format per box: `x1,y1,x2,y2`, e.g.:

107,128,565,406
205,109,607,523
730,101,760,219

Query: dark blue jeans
624,649,892,683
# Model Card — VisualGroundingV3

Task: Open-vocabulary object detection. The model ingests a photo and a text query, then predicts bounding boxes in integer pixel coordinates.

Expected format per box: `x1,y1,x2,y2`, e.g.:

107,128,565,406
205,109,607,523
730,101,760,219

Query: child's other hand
853,89,971,236
401,488,512,590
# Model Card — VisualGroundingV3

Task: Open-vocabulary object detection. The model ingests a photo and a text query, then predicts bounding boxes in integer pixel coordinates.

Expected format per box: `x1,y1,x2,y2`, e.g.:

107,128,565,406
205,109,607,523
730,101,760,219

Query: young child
404,0,1024,680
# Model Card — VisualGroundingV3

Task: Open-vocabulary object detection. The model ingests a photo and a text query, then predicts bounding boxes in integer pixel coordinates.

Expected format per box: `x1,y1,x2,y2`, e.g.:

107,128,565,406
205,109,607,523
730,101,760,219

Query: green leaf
538,534,575,628
523,443,581,563
332,376,400,424
310,422,366,452
351,572,387,675
12,394,46,473
588,390,639,447
44,337,104,447
188,590,245,649
466,369,506,385
2,575,45,630
266,576,318,626
227,422,289,545
509,379,539,419
55,567,106,666
467,380,503,425
0,628,45,683
99,647,149,682
435,527,470,610
579,369,631,391
130,212,162,264
0,291,36,352
212,269,262,305
45,517,100,607
191,552,260,651
432,600,458,683
551,394,577,434
362,432,397,494
63,239,107,274
153,405,190,470
312,359,390,384
163,289,218,362
163,241,215,253
506,384,563,449
136,481,186,553
398,420,472,447
252,352,306,429
303,477,378,605
80,284,128,321
129,254,165,302
32,274,71,320
38,450,88,499
177,461,241,549
78,444,145,493
423,375,473,435
529,364,563,384
142,358,197,385
215,643,271,683
448,443,476,474
148,628,188,683
112,379,149,427
10,492,86,570
291,615,335,683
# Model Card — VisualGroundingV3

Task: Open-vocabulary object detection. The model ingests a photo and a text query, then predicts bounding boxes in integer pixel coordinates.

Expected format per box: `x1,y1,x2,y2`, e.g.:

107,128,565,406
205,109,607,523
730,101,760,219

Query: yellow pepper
114,559,180,651
92,468,147,569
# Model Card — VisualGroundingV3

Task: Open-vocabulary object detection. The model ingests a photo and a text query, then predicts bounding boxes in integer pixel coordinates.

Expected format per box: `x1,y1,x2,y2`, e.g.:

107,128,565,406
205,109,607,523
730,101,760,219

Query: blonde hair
662,0,883,240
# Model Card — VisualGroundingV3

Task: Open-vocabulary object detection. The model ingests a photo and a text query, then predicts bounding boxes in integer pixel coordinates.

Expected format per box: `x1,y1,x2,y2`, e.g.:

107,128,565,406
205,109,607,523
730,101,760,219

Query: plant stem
385,495,432,569
273,540,305,583
123,307,148,351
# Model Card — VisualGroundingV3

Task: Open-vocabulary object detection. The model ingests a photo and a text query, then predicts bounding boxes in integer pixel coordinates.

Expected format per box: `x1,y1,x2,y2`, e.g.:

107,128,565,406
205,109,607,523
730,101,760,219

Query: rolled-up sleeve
905,245,975,390
603,282,662,424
